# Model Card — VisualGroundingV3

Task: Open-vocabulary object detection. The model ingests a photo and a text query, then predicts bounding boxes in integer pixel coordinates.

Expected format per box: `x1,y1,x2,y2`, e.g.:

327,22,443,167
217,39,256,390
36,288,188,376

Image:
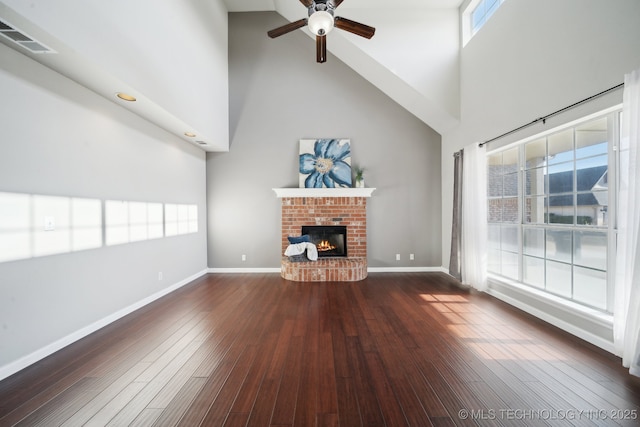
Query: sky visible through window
472,0,503,35
546,142,608,173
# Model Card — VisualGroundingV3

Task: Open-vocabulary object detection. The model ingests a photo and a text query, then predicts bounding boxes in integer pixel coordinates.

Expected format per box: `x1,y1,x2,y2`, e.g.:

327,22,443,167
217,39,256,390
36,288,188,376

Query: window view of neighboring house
487,114,614,312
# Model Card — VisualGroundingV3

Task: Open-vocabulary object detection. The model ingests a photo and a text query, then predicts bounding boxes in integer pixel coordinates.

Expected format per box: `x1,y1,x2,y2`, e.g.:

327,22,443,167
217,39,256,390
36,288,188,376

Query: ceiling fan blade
316,35,327,63
331,0,345,8
267,18,308,38
299,0,314,7
334,16,376,39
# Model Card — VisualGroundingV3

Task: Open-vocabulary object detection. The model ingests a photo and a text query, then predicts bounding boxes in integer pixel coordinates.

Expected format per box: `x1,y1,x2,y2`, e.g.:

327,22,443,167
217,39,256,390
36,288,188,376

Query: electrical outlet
158,272,163,281
242,254,247,261
410,253,415,260
396,254,401,261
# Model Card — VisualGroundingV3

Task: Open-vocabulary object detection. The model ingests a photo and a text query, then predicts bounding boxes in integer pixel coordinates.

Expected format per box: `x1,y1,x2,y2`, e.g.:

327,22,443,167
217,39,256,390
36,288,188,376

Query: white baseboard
0,269,208,382
207,267,281,273
367,266,448,273
208,266,448,274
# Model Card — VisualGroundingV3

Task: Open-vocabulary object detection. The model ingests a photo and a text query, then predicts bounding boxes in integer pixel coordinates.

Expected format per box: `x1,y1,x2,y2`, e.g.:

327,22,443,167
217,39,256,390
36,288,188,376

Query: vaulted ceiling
0,0,462,152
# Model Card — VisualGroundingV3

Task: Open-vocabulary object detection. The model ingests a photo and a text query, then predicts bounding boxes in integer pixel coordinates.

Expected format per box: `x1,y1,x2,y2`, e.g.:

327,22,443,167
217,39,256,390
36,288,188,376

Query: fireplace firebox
301,225,347,258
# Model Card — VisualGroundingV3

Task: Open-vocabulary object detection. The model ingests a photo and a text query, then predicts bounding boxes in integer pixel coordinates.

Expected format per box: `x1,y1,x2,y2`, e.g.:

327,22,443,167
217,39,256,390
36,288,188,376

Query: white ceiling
0,0,463,152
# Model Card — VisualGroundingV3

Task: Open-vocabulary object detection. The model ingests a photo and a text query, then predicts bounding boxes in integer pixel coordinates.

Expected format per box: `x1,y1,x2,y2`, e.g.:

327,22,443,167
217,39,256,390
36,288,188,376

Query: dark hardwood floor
1,272,639,426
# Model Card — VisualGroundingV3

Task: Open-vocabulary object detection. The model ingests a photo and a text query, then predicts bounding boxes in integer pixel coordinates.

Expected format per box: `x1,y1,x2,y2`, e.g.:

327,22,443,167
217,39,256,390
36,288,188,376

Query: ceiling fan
267,0,375,63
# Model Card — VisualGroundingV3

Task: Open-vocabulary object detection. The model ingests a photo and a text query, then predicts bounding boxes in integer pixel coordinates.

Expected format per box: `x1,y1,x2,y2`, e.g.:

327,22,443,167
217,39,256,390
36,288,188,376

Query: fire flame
317,240,336,252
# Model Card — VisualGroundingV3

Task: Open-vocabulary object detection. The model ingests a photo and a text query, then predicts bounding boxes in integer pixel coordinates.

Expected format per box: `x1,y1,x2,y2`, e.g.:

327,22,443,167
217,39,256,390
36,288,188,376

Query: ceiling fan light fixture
308,11,334,36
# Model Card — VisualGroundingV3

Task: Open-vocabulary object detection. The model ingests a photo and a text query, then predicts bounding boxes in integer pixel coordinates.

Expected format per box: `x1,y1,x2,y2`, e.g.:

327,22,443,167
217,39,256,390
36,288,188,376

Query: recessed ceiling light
116,92,136,102
184,132,196,138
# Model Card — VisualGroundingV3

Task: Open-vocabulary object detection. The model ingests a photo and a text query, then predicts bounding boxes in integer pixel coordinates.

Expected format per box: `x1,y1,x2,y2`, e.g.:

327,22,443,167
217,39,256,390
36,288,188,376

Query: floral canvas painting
299,139,352,188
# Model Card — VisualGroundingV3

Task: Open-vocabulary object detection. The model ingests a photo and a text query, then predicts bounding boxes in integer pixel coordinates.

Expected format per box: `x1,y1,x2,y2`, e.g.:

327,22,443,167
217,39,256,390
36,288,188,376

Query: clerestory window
462,0,507,46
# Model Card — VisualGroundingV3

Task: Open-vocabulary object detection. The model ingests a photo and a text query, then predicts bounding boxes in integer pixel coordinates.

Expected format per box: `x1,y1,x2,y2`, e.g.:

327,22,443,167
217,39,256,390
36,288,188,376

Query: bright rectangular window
463,0,507,45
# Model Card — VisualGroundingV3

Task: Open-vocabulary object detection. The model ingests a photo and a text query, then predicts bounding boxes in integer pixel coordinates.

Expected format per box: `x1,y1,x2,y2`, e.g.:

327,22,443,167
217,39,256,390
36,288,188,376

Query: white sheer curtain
461,143,488,291
614,67,640,376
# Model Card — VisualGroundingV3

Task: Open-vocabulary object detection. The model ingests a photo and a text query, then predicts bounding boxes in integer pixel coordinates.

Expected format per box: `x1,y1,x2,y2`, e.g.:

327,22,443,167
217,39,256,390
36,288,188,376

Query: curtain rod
478,82,624,147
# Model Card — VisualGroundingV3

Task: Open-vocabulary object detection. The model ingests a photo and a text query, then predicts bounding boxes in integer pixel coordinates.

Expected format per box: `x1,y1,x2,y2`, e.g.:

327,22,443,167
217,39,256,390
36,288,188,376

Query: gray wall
207,12,442,269
0,43,208,377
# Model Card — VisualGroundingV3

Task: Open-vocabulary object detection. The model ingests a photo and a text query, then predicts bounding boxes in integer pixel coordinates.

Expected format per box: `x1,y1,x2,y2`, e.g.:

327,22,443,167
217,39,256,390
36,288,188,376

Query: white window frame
486,106,621,314
462,0,507,46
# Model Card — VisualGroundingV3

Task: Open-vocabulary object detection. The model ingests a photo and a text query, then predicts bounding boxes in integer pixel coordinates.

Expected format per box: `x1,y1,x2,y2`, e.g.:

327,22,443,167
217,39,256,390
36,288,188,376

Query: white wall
0,43,208,379
339,7,461,120
0,0,229,150
443,0,640,266
207,12,443,270
441,0,640,348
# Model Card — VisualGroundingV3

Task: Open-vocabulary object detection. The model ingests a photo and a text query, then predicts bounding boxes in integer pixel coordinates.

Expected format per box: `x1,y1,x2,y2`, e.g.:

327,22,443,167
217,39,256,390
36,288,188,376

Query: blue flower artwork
299,139,352,188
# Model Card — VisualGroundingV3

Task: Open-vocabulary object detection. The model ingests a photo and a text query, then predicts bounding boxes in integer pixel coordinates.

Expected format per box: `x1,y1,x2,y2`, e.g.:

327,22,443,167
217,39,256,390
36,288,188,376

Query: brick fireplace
274,188,375,281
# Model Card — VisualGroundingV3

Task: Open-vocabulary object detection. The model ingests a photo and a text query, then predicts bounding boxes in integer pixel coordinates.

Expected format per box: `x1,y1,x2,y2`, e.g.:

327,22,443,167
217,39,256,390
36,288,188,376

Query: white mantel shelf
273,188,376,198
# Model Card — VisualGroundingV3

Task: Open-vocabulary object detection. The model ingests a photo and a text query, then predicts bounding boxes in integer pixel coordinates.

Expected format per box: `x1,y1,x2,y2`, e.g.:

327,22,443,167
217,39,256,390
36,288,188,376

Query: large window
487,112,616,312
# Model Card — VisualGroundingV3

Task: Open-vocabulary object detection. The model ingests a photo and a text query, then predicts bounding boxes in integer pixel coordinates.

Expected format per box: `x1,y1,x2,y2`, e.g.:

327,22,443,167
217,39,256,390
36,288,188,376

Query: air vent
0,18,55,54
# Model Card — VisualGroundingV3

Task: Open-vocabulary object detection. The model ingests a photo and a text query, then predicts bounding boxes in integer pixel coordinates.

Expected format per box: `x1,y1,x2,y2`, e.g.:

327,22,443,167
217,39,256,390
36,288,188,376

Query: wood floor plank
293,345,319,426
13,377,99,426
150,377,207,427
362,351,410,426
1,272,640,427
60,362,151,426
85,381,148,427
317,333,339,416
199,344,259,425
130,408,164,427
335,376,362,427
174,345,244,426
245,378,279,426
229,334,279,414
270,335,304,425
345,336,385,426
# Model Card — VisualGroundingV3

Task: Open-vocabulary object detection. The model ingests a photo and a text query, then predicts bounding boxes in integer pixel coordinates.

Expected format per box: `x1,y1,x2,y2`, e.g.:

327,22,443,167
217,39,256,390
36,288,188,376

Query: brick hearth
275,189,374,282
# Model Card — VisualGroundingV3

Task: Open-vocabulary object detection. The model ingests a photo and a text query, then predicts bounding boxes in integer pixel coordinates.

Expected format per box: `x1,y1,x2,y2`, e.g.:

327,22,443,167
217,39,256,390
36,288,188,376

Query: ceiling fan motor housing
308,1,336,16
